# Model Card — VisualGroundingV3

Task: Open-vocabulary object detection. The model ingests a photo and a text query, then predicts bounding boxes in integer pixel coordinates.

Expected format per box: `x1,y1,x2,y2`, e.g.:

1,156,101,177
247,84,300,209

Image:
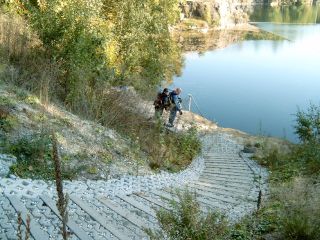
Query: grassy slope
0,81,152,180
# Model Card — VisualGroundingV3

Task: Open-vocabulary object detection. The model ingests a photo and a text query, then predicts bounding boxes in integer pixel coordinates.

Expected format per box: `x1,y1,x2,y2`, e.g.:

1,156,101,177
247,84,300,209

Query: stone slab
98,197,150,231
134,193,171,211
70,195,131,240
40,195,93,240
117,194,157,219
187,182,248,197
7,196,49,240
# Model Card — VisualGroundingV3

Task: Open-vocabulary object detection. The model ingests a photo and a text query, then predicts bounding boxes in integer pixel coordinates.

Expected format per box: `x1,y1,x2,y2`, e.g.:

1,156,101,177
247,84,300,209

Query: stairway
0,133,267,240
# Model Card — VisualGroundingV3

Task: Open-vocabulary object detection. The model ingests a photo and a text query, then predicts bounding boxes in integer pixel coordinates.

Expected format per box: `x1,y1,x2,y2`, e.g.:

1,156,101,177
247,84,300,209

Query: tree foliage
102,0,182,89
8,0,182,108
295,103,320,143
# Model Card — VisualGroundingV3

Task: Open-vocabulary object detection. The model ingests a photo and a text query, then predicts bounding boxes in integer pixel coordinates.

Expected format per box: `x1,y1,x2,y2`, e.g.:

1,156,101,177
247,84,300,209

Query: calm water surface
172,6,320,142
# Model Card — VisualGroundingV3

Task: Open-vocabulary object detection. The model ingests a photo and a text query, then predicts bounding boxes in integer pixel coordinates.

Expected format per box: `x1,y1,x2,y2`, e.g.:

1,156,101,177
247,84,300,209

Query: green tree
102,0,181,90
295,103,320,143
10,0,182,107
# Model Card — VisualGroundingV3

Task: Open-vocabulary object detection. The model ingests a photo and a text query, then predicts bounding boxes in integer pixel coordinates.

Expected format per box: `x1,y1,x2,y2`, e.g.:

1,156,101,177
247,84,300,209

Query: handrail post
188,94,192,111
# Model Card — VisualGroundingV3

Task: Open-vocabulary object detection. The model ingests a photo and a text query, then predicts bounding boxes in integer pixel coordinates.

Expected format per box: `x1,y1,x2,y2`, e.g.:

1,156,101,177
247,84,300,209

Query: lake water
172,5,320,142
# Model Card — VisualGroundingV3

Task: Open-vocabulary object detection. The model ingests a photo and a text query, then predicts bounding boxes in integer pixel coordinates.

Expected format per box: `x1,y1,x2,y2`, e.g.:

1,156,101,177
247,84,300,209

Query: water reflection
250,5,320,24
172,7,320,142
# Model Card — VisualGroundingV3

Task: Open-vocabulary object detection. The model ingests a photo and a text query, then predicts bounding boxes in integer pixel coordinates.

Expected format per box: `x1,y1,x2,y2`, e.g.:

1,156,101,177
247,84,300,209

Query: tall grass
0,11,60,104
146,190,229,240
275,177,320,240
96,89,201,171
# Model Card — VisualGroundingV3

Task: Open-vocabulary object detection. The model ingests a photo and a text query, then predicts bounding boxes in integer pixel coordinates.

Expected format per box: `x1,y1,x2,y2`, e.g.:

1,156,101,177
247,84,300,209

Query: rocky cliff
179,0,316,28
180,0,254,28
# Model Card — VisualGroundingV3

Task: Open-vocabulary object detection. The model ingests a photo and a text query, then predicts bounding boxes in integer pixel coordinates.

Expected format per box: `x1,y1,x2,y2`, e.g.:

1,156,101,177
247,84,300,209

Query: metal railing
185,94,204,117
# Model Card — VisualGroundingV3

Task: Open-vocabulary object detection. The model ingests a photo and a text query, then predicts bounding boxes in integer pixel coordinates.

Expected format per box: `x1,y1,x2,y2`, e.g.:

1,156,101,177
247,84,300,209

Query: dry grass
0,12,39,60
0,11,60,105
146,190,229,240
272,177,320,239
96,89,201,172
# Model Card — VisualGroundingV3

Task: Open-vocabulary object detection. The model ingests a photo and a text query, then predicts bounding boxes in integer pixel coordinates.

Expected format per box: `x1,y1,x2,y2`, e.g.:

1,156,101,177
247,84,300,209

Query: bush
146,190,229,240
176,127,201,164
295,103,320,144
277,178,320,240
5,132,76,179
230,177,320,240
7,132,52,163
292,103,320,175
253,104,320,181
0,114,19,132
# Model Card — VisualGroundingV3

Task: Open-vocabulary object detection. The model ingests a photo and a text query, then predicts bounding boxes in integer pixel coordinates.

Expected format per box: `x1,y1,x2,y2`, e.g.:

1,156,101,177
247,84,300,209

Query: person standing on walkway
166,88,183,127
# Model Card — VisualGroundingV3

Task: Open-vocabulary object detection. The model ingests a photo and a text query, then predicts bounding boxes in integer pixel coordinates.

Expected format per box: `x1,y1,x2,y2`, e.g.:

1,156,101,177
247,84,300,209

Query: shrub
292,103,320,175
7,132,52,163
253,104,320,181
6,132,76,179
0,114,19,132
177,127,201,163
277,178,320,240
146,190,229,240
295,103,320,144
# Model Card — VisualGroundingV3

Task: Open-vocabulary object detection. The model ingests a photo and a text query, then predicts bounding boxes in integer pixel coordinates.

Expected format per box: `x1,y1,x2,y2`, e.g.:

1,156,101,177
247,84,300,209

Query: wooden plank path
0,133,265,239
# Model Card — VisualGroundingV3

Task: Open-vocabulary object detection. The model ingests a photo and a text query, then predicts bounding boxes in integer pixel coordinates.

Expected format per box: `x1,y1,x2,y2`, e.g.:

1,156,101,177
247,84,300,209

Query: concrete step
204,161,247,166
204,165,253,174
116,194,158,219
201,172,253,182
199,176,255,187
204,161,248,166
197,178,253,191
181,186,239,205
134,192,171,211
7,196,50,240
204,154,240,157
202,170,254,178
190,181,251,193
70,195,133,240
204,165,250,171
154,189,229,211
187,182,249,197
204,157,243,161
204,160,245,165
40,195,93,240
98,196,153,232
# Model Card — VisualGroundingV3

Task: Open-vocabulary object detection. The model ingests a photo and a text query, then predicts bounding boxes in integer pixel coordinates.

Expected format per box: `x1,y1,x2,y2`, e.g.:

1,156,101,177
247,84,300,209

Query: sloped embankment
0,82,152,180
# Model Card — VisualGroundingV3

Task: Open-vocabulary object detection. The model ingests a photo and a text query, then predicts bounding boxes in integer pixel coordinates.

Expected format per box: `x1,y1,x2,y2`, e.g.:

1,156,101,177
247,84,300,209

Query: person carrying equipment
154,88,170,118
166,88,182,127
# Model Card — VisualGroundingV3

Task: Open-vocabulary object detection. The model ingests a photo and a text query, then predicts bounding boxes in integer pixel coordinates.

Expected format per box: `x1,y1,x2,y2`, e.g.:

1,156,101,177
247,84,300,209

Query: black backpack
154,90,171,109
154,92,163,108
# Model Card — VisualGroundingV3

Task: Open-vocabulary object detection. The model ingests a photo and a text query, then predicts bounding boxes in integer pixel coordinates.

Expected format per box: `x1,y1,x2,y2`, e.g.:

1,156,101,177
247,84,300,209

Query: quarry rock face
180,0,253,28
